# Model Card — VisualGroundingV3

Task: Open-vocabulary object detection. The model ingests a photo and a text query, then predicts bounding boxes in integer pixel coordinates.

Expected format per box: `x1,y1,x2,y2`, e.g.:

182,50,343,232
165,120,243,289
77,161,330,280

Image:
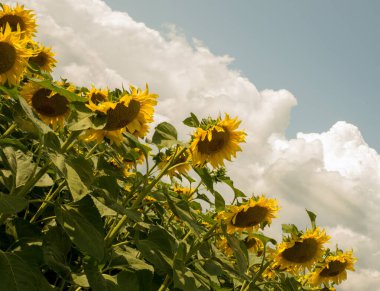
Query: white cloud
7,0,380,288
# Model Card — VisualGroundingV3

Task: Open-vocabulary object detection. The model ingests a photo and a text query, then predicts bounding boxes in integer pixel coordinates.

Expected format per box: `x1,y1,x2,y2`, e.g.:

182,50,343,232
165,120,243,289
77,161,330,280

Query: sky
6,0,380,289
105,0,380,151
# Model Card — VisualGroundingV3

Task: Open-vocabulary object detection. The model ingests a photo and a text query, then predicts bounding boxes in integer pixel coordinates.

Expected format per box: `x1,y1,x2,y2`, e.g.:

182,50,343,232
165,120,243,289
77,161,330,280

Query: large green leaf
55,195,105,261
0,193,28,214
0,250,53,291
152,122,178,148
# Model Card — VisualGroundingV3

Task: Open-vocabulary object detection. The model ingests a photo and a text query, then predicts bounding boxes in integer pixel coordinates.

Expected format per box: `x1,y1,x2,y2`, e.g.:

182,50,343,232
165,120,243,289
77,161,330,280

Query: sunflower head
0,24,33,85
0,4,37,38
190,114,246,168
82,85,158,145
86,86,109,105
21,82,70,129
217,195,279,234
273,228,330,273
308,249,357,286
243,235,264,254
29,42,56,73
173,184,194,200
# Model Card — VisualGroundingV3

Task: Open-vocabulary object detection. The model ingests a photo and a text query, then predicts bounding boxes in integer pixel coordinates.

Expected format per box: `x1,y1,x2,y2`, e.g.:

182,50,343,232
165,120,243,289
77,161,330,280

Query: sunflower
217,196,279,234
0,24,33,85
243,235,264,254
21,82,70,129
86,86,108,105
0,4,37,38
158,146,191,176
122,148,145,177
29,42,56,73
216,236,233,257
273,228,330,273
190,114,246,168
173,185,194,200
82,85,157,145
309,250,356,286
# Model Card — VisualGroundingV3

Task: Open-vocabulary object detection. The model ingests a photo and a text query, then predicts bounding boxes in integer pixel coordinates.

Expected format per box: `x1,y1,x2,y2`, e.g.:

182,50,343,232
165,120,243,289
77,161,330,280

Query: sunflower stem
104,146,188,246
85,143,98,159
157,275,171,291
30,181,65,223
61,130,81,152
1,122,17,137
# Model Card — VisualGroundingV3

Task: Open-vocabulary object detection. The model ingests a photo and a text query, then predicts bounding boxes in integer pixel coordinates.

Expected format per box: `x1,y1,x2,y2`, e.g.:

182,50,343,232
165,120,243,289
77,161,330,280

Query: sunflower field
0,3,356,291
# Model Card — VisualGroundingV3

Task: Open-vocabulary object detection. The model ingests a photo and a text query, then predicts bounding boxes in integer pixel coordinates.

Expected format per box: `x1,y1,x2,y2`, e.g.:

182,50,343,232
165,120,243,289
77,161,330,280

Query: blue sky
105,0,380,150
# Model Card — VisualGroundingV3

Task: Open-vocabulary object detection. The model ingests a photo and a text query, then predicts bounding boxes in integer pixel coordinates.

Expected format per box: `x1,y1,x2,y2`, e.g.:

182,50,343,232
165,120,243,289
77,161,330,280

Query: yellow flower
190,114,246,168
173,184,194,199
0,4,37,38
29,42,56,72
273,228,330,273
21,82,70,129
86,86,108,105
309,250,356,286
122,148,145,177
216,236,233,256
217,196,279,234
243,235,264,254
0,24,33,85
158,146,191,176
82,85,157,145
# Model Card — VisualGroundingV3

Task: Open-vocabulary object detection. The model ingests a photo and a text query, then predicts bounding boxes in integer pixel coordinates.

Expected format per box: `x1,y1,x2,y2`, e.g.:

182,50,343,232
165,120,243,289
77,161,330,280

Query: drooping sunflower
0,24,33,85
122,148,145,177
309,250,356,286
243,235,264,254
190,114,246,168
82,85,157,145
273,228,330,273
217,196,279,234
21,82,70,129
158,146,191,176
29,42,56,73
0,4,37,38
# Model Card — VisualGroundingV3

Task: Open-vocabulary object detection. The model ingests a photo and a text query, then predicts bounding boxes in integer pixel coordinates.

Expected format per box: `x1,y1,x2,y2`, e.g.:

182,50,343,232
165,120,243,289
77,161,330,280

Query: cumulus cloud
7,0,380,288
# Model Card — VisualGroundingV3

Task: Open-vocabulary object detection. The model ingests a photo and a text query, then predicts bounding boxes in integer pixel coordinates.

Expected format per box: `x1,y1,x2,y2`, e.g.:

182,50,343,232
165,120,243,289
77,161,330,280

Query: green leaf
250,233,277,246
55,195,105,261
225,235,248,275
0,250,53,291
42,225,72,279
173,242,199,291
282,224,300,235
214,190,225,211
306,209,317,229
19,97,52,135
0,85,19,100
29,78,86,102
152,122,178,148
194,167,214,191
0,193,28,214
183,112,200,128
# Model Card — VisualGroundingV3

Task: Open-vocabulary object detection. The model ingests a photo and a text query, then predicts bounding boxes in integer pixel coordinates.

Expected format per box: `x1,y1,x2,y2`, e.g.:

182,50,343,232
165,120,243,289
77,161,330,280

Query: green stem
157,275,171,291
1,122,17,138
85,143,98,159
104,146,188,246
61,131,81,152
30,182,65,223
185,222,218,262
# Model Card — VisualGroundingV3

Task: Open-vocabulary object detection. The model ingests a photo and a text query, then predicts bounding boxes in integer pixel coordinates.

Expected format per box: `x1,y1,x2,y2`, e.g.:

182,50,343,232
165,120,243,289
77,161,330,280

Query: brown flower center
0,15,26,32
244,237,259,249
232,206,268,228
0,42,16,74
281,238,318,263
319,261,347,277
90,92,107,105
197,128,229,155
103,100,140,131
31,88,69,117
29,52,48,68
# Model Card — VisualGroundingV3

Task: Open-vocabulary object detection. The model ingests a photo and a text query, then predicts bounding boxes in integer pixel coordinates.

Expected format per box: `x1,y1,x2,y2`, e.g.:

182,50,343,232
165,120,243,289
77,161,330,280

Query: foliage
0,3,356,291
